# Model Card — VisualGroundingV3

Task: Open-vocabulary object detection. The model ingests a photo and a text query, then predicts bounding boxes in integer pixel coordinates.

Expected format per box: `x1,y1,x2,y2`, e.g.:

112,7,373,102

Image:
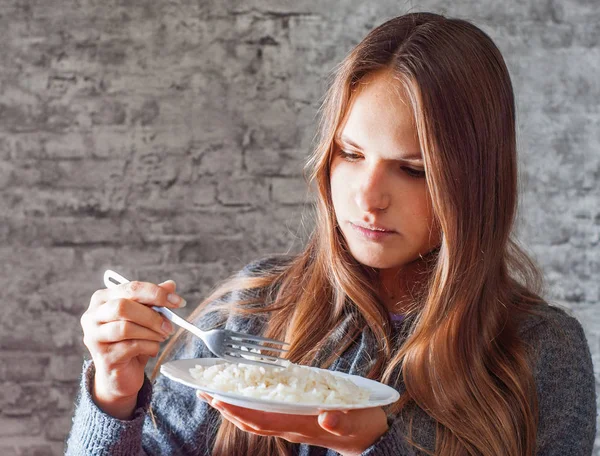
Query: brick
232,206,308,252
7,158,127,190
46,72,78,98
217,176,269,205
48,384,81,412
0,415,41,437
2,216,126,247
190,139,243,175
17,443,62,456
0,354,49,382
142,210,239,242
239,98,302,149
50,317,83,349
6,187,128,218
81,246,165,271
0,247,77,307
0,94,42,134
176,237,259,264
44,414,72,441
0,382,22,410
0,319,55,352
136,261,229,290
48,355,85,382
0,160,13,189
244,146,308,176
0,383,79,416
130,99,160,126
129,152,182,189
128,126,192,157
131,178,217,211
54,159,127,189
9,160,61,187
0,136,10,160
44,132,93,159
89,98,127,126
27,272,102,316
0,446,17,456
0,440,63,455
270,176,312,204
11,135,46,160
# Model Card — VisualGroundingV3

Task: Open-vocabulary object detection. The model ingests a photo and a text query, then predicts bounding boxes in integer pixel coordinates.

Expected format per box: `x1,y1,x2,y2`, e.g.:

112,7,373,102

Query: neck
377,257,431,314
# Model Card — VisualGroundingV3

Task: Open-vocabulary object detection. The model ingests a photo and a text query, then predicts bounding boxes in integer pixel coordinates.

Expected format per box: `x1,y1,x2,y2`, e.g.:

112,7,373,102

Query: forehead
337,70,419,149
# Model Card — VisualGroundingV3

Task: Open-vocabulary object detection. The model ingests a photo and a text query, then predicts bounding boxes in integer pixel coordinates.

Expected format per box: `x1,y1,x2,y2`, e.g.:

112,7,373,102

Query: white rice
189,363,371,405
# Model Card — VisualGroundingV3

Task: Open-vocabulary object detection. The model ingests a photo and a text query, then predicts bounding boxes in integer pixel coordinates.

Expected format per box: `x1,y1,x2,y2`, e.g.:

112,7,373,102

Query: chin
348,248,408,270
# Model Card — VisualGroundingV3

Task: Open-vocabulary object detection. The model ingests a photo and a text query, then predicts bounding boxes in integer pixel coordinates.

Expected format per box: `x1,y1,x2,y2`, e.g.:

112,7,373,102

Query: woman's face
330,70,441,273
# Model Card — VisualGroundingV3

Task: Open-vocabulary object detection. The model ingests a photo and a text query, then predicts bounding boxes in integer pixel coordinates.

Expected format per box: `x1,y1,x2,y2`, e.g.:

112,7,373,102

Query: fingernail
323,411,339,428
167,293,186,307
161,320,174,334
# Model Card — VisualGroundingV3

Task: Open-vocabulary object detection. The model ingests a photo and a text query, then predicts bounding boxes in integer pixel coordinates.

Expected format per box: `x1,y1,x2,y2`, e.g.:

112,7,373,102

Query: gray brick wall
0,1,597,454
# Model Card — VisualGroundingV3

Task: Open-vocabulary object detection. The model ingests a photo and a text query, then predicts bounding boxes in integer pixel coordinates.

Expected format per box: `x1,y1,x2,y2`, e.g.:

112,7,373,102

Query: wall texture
0,0,597,454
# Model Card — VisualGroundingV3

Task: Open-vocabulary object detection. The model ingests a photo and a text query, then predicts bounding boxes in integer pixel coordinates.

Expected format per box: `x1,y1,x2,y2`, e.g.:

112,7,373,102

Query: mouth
349,222,397,241
351,222,396,233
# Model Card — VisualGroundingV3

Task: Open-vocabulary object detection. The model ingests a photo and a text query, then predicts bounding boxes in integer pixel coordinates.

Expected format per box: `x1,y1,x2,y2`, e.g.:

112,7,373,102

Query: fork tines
226,340,288,353
226,331,291,346
225,349,287,364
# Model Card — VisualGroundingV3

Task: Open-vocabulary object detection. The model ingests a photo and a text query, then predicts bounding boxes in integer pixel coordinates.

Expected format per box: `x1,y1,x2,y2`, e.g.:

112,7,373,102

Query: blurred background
0,0,598,454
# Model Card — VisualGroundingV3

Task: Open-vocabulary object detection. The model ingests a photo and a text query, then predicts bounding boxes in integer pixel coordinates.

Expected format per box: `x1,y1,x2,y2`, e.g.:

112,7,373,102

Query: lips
351,222,396,233
350,222,397,241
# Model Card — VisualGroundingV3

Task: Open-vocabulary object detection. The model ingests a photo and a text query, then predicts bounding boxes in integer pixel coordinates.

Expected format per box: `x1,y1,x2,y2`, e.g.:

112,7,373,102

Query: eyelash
337,149,426,179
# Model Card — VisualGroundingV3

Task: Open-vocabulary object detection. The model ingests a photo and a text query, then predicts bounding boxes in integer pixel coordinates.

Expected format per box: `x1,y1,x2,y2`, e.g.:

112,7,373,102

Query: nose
354,166,390,212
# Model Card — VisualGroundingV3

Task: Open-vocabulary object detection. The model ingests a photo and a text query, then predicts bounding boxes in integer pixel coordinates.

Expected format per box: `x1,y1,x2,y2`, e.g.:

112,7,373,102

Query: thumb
158,279,177,293
318,411,350,436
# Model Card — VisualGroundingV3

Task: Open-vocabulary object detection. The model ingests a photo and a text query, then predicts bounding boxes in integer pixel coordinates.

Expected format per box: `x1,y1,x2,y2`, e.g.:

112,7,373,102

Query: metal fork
103,269,290,368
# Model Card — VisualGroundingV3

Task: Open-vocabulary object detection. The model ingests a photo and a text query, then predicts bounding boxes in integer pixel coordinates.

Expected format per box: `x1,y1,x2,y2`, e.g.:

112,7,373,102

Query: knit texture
65,256,597,455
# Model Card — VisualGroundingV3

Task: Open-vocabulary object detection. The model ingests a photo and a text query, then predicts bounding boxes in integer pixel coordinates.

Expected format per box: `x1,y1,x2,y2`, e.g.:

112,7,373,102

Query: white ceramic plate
160,358,400,415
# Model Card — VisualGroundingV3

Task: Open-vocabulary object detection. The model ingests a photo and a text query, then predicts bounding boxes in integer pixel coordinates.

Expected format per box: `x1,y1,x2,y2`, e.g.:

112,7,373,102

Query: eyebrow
337,134,423,162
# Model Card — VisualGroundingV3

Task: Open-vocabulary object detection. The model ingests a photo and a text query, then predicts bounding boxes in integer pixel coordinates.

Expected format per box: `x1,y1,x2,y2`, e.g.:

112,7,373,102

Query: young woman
66,12,596,456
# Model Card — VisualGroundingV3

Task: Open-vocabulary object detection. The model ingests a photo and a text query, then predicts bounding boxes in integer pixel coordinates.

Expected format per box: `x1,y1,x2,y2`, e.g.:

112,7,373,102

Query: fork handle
103,269,202,339
151,306,201,337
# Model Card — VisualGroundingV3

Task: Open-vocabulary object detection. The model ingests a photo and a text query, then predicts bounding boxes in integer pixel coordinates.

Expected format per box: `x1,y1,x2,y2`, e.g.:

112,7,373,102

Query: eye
338,149,362,161
402,167,426,178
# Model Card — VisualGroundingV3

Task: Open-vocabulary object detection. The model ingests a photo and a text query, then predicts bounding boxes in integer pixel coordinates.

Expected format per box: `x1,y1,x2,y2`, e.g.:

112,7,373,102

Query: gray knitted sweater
65,256,597,455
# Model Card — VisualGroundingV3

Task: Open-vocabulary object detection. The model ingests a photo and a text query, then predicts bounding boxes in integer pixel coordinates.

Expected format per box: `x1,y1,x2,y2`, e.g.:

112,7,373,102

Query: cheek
410,192,440,245
329,166,350,212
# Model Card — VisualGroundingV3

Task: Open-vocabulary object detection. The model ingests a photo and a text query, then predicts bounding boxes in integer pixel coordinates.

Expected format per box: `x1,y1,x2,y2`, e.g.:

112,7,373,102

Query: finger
318,407,387,438
211,400,318,435
208,399,321,444
95,298,175,337
214,404,311,444
96,320,170,343
211,402,280,437
158,279,177,292
318,411,345,435
196,391,213,402
115,280,186,308
101,339,162,369
92,280,186,310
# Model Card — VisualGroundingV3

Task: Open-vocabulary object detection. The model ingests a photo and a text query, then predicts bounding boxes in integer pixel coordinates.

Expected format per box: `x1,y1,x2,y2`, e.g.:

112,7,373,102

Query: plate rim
160,357,400,413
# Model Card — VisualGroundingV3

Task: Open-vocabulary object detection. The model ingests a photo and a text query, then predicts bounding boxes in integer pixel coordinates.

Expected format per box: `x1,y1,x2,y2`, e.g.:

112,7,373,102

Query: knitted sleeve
524,307,597,456
64,316,224,456
64,255,288,456
357,417,419,456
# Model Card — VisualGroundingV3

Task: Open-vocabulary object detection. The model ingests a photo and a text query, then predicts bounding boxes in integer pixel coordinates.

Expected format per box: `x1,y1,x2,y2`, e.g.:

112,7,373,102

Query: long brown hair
151,12,550,455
